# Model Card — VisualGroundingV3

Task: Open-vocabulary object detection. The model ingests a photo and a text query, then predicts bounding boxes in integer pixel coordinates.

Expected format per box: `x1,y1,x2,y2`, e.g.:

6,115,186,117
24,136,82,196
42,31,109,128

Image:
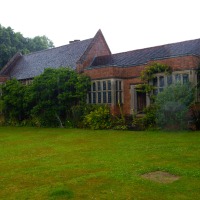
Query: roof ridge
112,38,200,56
0,52,22,75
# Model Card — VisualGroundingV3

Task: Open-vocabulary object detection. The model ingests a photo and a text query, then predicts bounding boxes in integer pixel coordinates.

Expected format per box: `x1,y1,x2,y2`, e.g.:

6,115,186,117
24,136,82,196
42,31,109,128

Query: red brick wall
77,32,111,73
84,55,200,115
148,55,200,71
0,76,9,83
84,65,145,80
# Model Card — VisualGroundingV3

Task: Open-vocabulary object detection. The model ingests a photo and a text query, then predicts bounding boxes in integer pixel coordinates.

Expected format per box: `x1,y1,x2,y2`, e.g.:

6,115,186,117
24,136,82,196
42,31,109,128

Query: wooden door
137,92,146,113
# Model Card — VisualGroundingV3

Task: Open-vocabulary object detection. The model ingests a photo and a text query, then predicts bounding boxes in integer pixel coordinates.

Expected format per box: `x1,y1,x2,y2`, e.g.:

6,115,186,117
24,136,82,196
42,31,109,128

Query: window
183,74,189,84
88,79,123,105
152,72,190,95
116,80,123,104
167,75,172,85
175,74,181,83
97,81,101,91
153,76,165,94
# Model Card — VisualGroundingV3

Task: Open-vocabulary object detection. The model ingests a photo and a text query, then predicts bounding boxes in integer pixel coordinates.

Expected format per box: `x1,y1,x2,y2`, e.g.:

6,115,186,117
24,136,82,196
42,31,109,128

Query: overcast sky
0,0,200,53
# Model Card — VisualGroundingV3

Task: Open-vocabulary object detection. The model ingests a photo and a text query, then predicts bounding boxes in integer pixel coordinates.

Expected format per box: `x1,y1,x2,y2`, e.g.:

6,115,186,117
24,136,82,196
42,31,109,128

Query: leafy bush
0,68,91,127
112,116,128,130
83,105,112,129
155,83,194,130
190,103,200,130
70,104,103,128
0,79,27,124
143,105,157,129
132,105,157,130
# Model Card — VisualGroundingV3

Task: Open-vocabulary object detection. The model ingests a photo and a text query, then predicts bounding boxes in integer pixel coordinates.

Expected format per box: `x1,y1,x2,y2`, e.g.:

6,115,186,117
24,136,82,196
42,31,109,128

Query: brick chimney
69,40,80,44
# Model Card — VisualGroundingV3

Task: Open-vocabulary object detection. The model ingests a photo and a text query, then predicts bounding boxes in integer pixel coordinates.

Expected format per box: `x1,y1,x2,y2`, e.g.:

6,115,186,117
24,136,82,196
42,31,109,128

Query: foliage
83,105,112,129
197,67,200,92
83,102,129,130
140,62,172,81
132,105,158,130
112,116,128,130
28,68,90,127
0,79,27,124
70,104,103,128
0,24,54,69
190,103,200,130
112,102,128,130
136,63,172,102
155,83,195,129
0,68,90,127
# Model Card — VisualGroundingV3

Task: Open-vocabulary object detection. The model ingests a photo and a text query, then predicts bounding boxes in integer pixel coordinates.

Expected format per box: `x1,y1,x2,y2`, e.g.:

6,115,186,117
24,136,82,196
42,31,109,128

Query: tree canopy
0,24,54,69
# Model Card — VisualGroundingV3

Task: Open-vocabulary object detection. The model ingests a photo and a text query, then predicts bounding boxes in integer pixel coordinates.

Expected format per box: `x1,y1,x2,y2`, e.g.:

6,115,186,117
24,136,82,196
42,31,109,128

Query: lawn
0,127,200,199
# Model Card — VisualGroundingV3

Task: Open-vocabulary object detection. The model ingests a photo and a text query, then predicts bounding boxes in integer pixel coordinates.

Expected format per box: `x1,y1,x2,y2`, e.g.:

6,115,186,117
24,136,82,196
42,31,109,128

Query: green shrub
70,104,103,128
190,103,200,130
132,117,146,130
132,105,157,130
83,105,112,129
155,83,194,130
112,116,128,130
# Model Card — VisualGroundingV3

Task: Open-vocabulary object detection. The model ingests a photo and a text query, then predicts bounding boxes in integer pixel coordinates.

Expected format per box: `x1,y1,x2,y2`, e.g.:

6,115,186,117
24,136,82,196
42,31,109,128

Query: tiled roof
89,38,200,68
8,38,93,80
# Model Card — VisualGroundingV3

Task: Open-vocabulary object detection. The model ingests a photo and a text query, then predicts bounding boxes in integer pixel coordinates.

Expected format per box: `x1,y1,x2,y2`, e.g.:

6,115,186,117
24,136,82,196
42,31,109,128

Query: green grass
0,127,200,199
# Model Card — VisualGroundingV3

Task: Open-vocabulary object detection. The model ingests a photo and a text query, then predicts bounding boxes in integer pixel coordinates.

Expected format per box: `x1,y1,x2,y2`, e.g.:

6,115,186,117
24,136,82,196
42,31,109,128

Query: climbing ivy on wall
136,62,172,101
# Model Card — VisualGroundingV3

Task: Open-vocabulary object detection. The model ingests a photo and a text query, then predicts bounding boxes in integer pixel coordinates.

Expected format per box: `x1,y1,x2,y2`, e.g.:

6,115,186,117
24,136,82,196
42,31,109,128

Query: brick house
0,30,199,115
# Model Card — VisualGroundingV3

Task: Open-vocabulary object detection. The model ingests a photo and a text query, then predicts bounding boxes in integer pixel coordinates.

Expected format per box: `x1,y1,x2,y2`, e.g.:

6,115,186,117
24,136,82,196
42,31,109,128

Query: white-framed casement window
88,79,123,105
152,72,189,95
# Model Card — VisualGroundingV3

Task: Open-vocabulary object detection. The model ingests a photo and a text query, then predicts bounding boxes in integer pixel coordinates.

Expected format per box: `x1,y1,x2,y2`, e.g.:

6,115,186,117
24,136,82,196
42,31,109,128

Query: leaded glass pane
167,75,172,85
116,92,118,103
98,92,101,103
153,77,158,87
175,74,181,83
92,82,96,91
119,91,122,103
159,76,164,87
92,93,96,103
108,91,111,103
97,81,101,91
103,81,106,90
116,81,118,90
108,80,111,90
103,92,107,103
119,81,122,90
183,74,189,84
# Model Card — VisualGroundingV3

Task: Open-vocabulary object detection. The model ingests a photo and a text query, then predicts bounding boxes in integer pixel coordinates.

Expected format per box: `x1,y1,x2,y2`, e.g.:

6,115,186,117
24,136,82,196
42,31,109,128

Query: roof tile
9,39,93,80
89,38,200,68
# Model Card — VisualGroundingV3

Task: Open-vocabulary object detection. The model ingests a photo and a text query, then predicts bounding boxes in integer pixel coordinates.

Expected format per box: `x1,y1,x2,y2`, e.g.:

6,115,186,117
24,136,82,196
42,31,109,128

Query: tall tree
0,24,54,69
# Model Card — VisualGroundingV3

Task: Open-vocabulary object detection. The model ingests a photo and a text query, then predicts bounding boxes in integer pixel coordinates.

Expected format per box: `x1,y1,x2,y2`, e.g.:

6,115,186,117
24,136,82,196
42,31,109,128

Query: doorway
136,91,146,113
